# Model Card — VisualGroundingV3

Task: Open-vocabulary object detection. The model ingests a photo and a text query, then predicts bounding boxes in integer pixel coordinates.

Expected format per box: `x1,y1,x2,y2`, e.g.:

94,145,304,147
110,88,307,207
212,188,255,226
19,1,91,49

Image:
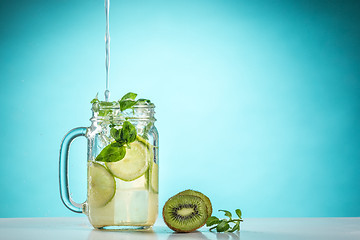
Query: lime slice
88,162,116,207
106,140,151,181
150,162,159,193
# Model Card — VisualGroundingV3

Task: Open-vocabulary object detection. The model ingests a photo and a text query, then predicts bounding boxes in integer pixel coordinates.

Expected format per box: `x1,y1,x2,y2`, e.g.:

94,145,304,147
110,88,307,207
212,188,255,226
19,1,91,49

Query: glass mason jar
59,100,159,230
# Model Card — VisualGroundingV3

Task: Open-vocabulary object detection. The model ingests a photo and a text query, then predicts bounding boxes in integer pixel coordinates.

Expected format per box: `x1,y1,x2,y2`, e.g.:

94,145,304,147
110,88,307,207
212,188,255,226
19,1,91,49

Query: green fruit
177,190,212,217
106,140,150,181
150,162,159,193
88,162,116,207
162,194,208,232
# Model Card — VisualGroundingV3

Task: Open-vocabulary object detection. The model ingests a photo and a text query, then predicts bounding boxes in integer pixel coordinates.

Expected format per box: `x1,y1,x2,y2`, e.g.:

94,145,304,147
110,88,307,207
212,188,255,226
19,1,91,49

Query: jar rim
91,101,156,122
90,116,156,122
92,101,155,110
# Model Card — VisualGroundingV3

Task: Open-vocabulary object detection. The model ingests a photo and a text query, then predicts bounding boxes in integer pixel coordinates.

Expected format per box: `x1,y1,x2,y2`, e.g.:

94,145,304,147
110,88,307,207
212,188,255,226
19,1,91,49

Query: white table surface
0,217,359,240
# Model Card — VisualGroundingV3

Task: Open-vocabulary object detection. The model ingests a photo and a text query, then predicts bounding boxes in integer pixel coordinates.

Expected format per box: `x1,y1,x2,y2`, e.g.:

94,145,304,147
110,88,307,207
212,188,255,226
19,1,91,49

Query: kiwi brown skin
162,195,208,233
176,189,213,218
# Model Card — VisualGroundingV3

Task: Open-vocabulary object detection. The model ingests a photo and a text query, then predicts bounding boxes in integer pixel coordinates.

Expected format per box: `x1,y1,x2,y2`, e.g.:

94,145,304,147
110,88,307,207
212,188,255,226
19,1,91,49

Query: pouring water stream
104,0,110,101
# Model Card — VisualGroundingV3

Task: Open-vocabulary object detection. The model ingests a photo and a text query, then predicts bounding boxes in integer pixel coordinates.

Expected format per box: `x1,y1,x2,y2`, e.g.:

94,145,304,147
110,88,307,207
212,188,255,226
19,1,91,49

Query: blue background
0,0,359,218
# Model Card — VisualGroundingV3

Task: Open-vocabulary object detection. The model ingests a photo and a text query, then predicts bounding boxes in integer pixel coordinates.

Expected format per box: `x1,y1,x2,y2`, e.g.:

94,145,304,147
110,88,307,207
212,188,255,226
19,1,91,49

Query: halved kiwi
177,189,212,217
162,194,208,232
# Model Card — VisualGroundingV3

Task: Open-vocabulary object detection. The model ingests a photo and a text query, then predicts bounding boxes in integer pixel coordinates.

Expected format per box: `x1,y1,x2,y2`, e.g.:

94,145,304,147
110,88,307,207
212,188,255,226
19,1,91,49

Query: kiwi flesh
162,194,208,232
177,189,213,218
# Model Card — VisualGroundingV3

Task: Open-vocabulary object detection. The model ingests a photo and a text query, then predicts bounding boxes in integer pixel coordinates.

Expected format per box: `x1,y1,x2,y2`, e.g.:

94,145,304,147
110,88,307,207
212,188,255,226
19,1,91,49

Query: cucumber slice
106,140,151,181
88,162,116,207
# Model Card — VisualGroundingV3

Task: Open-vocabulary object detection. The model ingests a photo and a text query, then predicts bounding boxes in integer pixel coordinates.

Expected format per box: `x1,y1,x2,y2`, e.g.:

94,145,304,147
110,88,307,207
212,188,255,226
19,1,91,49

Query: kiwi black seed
162,194,208,232
177,189,213,218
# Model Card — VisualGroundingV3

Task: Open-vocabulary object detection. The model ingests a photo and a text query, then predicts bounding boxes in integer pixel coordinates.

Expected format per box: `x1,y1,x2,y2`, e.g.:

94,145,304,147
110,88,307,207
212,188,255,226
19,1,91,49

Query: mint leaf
120,121,137,144
90,98,99,104
90,93,99,104
110,128,122,143
137,98,151,104
119,99,137,111
120,92,137,101
98,109,112,116
118,92,151,111
219,210,232,219
99,101,114,106
235,209,242,218
206,216,220,227
95,142,126,162
229,222,240,232
93,100,115,116
216,220,230,232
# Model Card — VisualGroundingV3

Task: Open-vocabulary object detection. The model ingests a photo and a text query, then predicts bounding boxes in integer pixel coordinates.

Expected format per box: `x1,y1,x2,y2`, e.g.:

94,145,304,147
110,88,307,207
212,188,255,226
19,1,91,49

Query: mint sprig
110,121,137,145
96,121,137,162
91,92,153,162
206,209,243,232
118,92,152,139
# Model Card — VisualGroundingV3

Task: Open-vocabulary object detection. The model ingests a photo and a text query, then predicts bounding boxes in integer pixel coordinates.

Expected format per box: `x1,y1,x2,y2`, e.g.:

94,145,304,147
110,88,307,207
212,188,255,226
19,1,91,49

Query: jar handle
59,127,87,213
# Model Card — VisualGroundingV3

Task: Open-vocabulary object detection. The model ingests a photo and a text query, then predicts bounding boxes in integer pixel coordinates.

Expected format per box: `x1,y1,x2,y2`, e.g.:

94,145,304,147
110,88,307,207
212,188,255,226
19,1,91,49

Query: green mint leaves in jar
92,92,152,163
110,121,137,145
95,142,126,162
118,92,151,112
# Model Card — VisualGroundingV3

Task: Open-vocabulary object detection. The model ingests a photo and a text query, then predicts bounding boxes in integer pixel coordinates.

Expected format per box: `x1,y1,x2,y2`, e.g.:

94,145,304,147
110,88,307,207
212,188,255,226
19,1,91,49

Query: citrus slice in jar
150,162,159,193
106,139,151,181
88,162,116,207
